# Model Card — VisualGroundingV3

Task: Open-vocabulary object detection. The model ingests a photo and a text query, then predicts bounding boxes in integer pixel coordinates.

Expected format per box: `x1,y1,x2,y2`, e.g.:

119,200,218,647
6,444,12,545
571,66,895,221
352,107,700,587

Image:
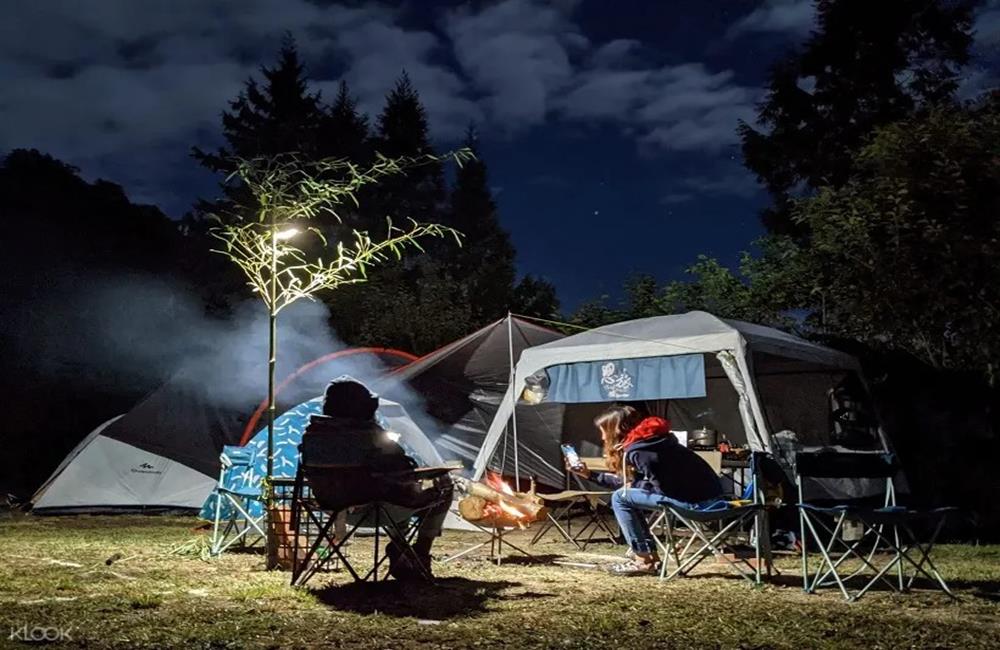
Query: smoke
7,271,392,408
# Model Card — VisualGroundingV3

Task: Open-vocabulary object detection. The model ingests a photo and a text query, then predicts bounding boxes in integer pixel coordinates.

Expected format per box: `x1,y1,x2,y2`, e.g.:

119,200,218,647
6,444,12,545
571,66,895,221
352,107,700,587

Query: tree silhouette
740,0,974,235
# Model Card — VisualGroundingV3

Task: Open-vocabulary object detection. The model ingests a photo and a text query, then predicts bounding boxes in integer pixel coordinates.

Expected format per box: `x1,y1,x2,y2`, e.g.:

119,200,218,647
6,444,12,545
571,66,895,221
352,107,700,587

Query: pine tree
365,72,445,227
193,35,323,174
318,81,370,163
327,72,456,350
447,127,516,322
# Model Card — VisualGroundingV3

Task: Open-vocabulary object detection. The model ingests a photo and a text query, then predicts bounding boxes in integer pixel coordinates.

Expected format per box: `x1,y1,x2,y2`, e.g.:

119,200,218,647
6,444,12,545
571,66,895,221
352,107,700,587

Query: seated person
569,404,723,576
299,377,453,580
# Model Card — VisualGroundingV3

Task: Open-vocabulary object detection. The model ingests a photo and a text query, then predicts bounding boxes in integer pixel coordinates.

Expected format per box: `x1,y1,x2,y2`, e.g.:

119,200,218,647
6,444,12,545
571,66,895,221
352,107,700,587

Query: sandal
608,558,660,576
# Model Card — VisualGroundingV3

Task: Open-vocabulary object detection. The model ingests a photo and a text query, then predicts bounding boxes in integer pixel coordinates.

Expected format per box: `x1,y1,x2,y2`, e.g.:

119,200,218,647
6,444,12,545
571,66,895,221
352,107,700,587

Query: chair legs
290,499,441,587
210,491,266,556
659,507,764,585
797,509,957,601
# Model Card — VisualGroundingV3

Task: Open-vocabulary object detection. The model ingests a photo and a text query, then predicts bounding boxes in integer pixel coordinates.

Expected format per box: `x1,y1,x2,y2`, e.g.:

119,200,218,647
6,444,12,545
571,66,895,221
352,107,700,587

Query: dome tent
30,350,415,514
198,391,440,522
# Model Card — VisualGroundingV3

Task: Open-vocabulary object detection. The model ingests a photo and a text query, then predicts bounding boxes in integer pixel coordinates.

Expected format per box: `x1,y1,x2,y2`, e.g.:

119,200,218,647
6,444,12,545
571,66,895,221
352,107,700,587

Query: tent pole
508,312,520,486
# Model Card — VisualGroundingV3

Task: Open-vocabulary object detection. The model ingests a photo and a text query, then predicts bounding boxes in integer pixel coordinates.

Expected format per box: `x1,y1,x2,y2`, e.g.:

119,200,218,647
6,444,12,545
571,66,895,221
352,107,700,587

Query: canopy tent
471,312,889,499
380,315,566,488
31,349,415,514
199,394,441,521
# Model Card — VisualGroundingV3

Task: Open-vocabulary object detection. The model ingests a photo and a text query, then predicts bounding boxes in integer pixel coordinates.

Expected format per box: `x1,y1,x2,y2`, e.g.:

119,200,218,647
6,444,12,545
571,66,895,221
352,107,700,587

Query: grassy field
0,513,998,649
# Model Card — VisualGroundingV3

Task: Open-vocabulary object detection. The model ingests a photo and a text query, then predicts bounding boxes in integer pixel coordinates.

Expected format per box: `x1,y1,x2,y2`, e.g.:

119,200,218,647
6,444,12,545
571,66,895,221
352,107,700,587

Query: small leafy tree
210,153,467,314
209,149,471,566
785,99,1000,380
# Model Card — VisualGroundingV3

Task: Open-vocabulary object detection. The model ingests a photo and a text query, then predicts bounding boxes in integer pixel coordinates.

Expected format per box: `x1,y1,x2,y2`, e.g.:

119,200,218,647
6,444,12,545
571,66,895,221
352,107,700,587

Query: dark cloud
445,0,584,129
976,0,1000,49
0,0,769,210
725,0,817,40
660,166,762,206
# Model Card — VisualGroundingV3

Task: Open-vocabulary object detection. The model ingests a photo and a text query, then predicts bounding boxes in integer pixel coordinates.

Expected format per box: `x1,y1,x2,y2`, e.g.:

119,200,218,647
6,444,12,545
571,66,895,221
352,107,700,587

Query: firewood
458,496,488,521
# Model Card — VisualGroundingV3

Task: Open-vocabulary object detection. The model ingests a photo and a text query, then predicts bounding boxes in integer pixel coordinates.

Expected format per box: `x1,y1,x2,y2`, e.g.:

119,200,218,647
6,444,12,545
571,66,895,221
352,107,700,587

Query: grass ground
0,513,997,649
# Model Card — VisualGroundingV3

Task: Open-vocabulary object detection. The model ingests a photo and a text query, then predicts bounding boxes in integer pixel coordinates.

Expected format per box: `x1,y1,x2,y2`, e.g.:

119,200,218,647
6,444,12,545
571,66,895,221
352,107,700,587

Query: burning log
455,474,548,528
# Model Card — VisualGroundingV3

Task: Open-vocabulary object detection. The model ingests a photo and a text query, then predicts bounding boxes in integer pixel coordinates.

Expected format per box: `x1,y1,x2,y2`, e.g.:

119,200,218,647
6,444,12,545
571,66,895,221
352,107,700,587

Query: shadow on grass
764,570,1000,600
479,553,562,567
312,577,530,618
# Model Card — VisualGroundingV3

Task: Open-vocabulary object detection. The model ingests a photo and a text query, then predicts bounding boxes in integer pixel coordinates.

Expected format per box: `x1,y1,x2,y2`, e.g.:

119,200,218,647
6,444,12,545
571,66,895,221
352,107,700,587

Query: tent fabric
512,311,858,392
31,414,125,507
100,367,255,479
380,315,566,487
543,354,706,403
30,350,415,515
32,435,216,512
717,350,767,451
199,396,441,521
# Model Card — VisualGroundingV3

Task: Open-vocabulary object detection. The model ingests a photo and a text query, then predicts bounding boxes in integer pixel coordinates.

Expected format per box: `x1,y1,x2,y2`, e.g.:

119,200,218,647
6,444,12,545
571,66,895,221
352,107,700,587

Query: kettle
689,428,718,447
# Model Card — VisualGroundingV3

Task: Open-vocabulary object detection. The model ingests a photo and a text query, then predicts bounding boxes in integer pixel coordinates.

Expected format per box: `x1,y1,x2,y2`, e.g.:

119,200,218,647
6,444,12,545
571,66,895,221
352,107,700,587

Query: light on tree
209,149,472,567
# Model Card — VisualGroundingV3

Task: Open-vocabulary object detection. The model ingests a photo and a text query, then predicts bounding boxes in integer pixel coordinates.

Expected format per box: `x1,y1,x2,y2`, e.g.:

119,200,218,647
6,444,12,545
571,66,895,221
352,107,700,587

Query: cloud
974,0,1000,51
660,169,762,205
445,0,584,129
0,0,481,211
558,61,759,153
726,0,817,40
0,0,763,210
323,19,482,139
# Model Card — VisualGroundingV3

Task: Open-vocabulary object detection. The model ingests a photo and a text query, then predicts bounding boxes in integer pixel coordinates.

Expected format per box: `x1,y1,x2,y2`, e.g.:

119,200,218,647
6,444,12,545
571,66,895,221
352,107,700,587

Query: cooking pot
689,428,718,448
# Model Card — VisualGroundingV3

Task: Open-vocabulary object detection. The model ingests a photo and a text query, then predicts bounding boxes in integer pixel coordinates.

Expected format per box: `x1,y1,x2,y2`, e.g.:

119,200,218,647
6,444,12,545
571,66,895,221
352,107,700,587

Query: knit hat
322,375,379,420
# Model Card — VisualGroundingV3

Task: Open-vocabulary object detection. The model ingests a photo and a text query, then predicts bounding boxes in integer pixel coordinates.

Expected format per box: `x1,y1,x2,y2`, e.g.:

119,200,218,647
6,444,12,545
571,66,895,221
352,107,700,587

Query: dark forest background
2,1,998,538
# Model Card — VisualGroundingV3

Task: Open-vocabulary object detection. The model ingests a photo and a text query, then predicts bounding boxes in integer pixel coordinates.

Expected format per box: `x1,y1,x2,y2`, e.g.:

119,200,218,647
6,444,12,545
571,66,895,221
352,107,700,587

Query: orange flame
484,472,529,524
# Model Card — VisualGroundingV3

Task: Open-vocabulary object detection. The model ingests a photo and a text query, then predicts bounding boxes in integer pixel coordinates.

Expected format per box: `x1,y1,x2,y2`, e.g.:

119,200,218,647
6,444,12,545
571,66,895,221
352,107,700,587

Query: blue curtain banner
544,354,706,403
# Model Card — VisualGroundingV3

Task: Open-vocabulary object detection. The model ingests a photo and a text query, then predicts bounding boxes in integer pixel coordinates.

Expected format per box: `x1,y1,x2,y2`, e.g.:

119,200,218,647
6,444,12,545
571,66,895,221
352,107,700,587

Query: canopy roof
514,311,857,389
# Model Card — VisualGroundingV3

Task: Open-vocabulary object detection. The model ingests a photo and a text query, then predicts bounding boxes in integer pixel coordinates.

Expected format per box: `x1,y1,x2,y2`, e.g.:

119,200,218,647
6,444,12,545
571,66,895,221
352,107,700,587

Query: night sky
2,0,998,309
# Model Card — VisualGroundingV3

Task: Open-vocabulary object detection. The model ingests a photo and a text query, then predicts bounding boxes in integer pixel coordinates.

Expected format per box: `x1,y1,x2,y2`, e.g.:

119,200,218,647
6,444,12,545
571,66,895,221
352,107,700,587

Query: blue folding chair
795,451,957,601
656,452,769,584
210,446,267,555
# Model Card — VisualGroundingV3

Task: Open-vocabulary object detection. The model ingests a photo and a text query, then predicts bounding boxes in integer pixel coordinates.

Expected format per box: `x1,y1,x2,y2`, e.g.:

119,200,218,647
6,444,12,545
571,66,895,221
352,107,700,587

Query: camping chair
210,445,267,555
656,452,768,585
795,451,957,602
289,463,450,586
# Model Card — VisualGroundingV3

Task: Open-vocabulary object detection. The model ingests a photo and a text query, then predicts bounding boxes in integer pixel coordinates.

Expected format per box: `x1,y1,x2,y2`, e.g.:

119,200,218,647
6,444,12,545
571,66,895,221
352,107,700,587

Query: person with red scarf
569,404,722,575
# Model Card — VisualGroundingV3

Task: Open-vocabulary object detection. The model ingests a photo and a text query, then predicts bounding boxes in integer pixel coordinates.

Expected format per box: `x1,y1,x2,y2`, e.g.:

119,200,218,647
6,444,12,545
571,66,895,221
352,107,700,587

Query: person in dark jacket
569,404,723,575
299,377,453,580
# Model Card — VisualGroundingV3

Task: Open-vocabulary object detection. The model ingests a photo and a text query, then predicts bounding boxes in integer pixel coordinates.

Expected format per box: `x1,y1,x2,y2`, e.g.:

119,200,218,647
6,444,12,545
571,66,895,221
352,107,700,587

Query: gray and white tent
472,311,890,499
30,368,252,513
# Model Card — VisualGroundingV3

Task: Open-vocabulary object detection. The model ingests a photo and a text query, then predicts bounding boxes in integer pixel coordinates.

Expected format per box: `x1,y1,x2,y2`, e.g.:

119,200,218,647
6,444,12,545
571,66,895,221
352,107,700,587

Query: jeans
611,487,666,555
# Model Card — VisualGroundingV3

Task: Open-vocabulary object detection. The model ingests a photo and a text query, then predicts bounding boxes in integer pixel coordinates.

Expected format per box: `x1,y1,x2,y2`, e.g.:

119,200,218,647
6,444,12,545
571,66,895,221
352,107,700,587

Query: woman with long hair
569,404,722,575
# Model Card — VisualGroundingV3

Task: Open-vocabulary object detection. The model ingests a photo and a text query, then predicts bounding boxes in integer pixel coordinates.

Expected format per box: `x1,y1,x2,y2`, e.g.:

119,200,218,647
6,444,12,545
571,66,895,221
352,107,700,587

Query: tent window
752,352,878,449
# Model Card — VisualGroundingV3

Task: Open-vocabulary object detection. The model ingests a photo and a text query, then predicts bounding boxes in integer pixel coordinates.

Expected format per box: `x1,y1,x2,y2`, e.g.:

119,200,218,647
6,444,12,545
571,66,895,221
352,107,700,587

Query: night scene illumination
1,1,999,648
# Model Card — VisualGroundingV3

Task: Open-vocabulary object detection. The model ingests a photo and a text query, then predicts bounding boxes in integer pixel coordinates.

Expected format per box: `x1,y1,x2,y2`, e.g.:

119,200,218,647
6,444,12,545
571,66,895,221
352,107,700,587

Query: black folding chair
657,452,769,584
795,451,956,601
289,465,444,587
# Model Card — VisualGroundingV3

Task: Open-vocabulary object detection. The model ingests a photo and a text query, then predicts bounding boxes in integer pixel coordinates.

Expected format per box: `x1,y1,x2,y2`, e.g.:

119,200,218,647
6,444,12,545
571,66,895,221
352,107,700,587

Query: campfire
456,472,548,528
